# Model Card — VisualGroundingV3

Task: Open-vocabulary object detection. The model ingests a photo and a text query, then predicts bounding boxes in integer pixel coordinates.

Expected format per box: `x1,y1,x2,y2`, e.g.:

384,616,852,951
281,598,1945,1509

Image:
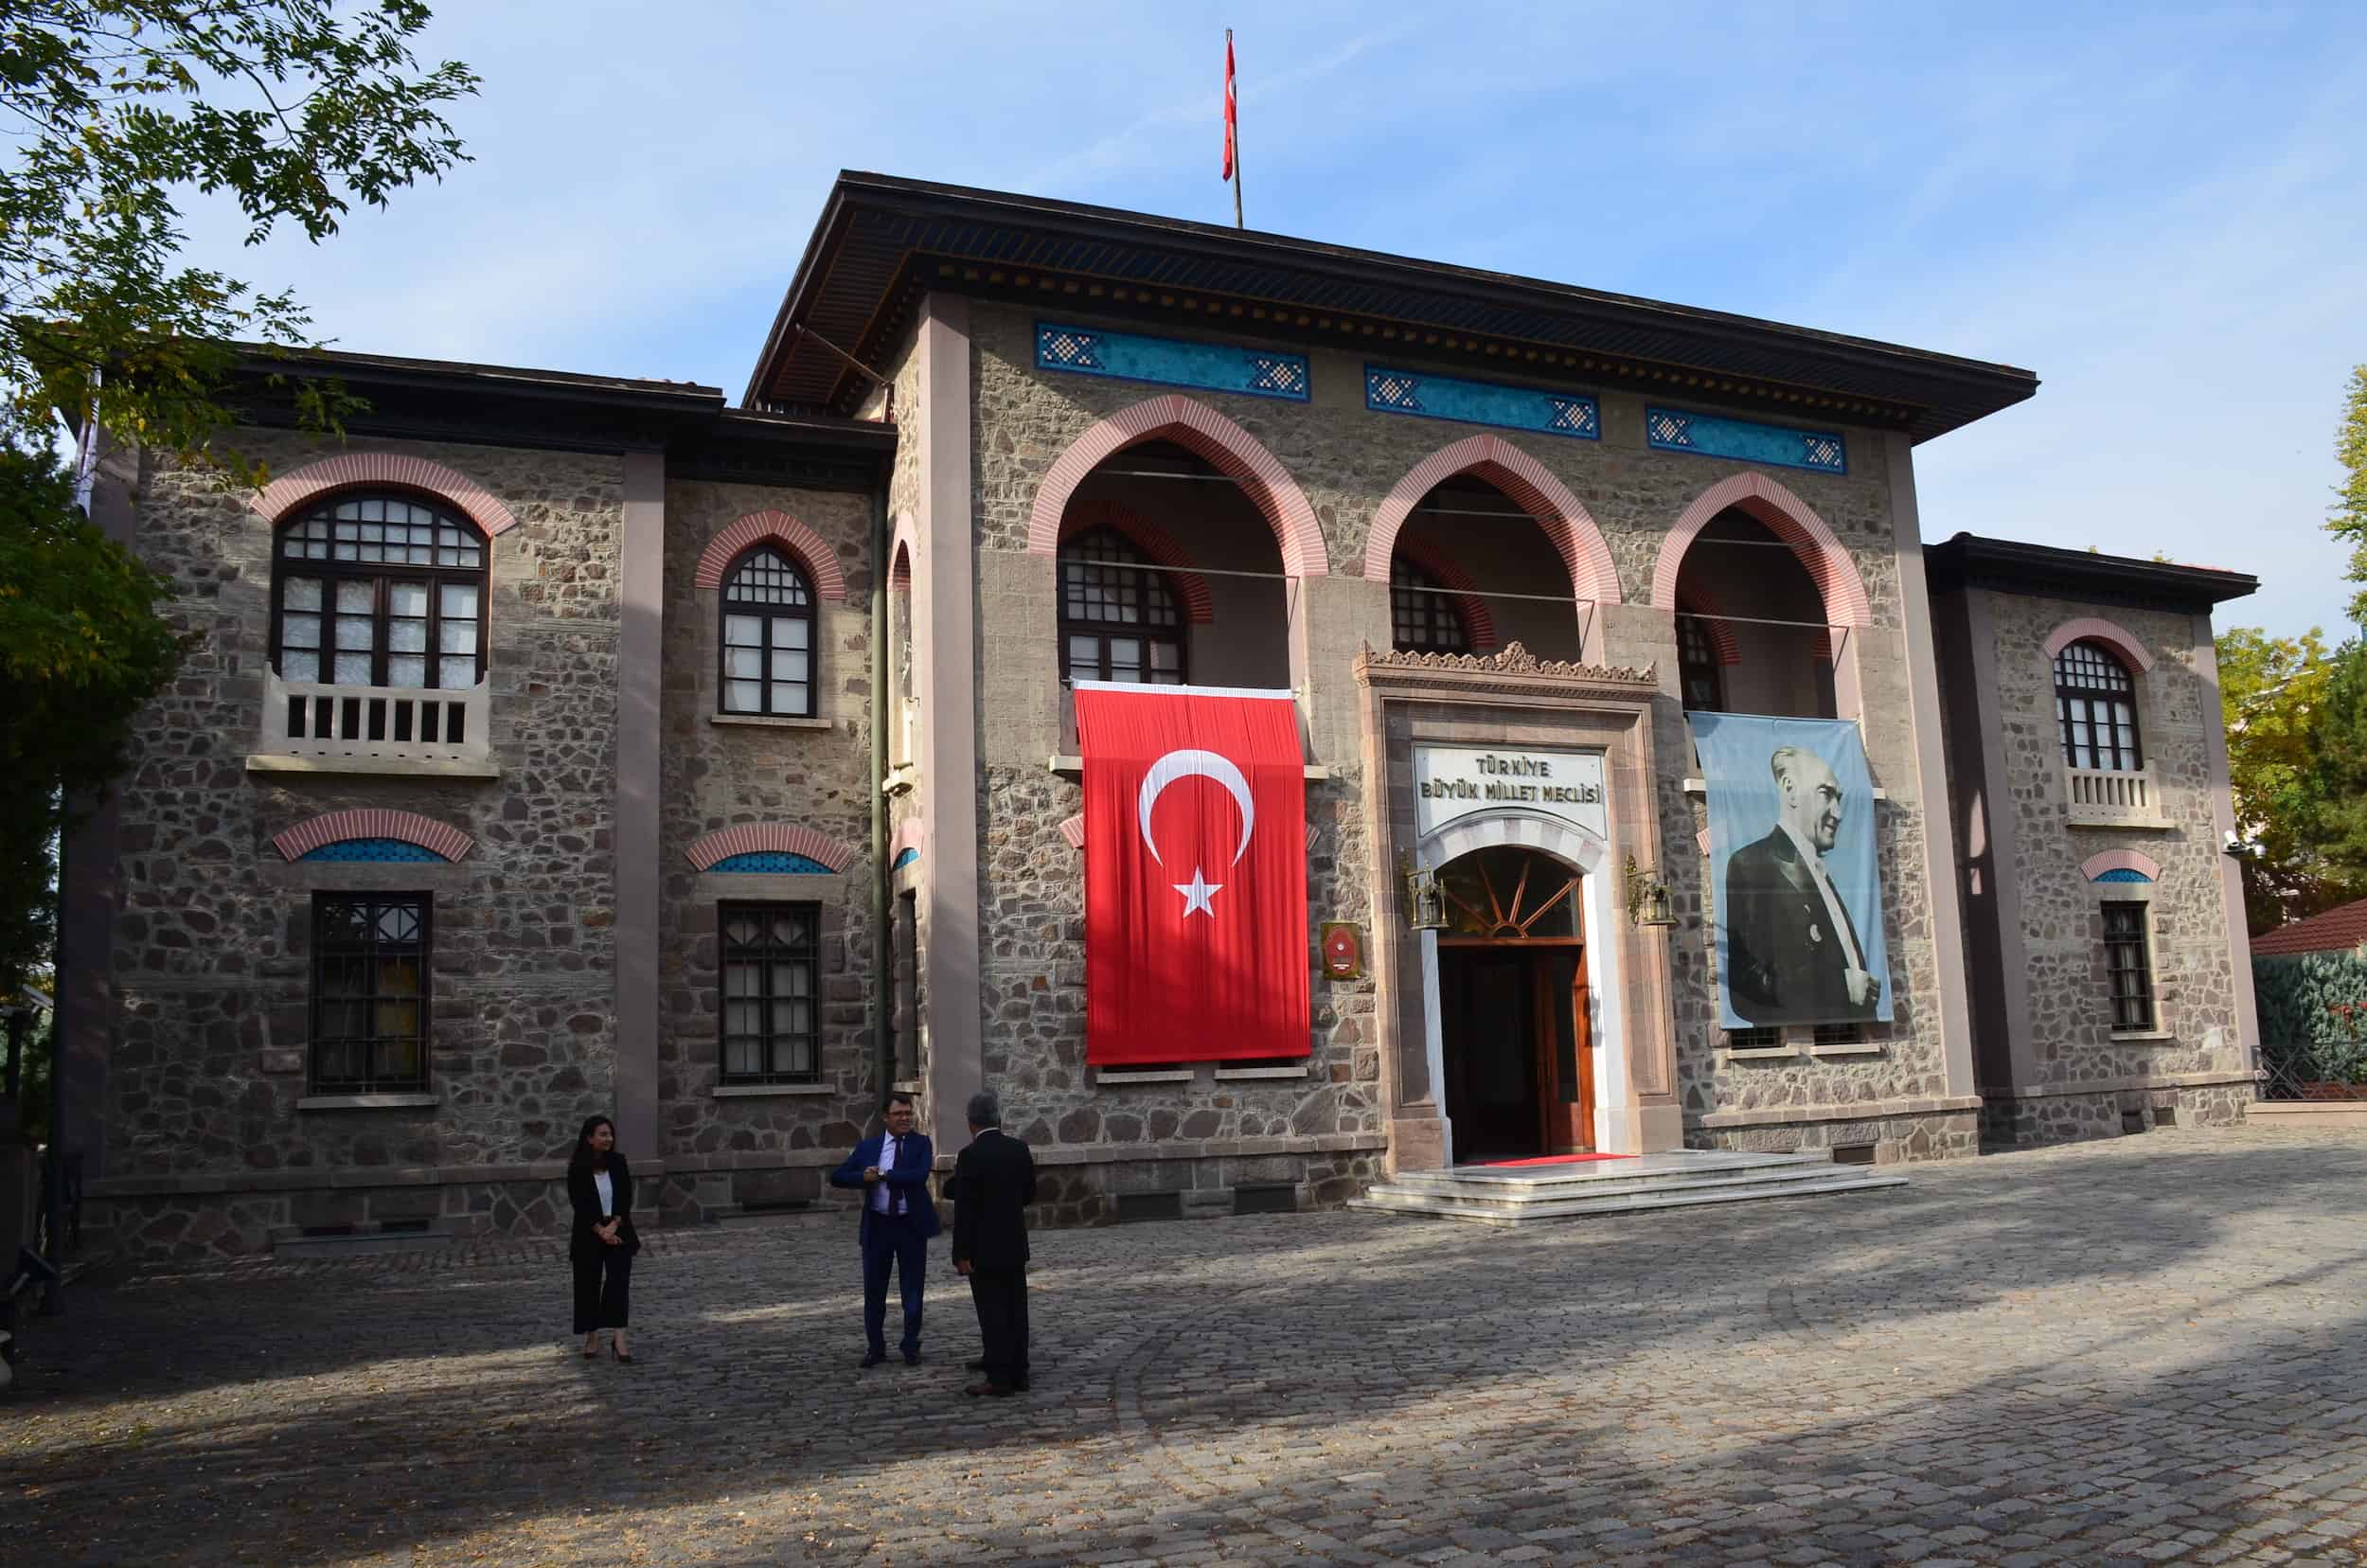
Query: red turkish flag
1076,683,1309,1065
1220,37,1237,181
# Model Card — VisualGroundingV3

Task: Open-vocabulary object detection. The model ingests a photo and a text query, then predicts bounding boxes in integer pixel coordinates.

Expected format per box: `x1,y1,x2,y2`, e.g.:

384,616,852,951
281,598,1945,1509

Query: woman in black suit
567,1114,640,1362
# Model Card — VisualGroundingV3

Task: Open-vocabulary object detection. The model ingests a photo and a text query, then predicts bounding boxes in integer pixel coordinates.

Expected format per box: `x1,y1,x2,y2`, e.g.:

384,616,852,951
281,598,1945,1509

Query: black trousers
572,1245,632,1333
968,1263,1029,1387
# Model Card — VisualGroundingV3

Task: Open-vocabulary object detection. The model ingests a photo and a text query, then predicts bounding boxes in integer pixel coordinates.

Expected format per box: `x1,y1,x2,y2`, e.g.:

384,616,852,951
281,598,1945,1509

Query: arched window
273,492,488,689
1058,526,1184,685
1676,609,1724,712
721,545,815,716
2055,639,2142,772
1391,559,1471,654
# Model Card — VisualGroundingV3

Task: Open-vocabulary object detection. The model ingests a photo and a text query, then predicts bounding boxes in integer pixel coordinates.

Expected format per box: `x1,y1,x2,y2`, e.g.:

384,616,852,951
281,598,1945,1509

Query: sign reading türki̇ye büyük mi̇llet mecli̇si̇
1412,745,1609,843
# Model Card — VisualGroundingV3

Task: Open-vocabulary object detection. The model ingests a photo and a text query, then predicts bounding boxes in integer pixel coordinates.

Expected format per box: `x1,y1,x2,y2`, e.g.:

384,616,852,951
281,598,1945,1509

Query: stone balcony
246,673,498,778
2063,763,2164,829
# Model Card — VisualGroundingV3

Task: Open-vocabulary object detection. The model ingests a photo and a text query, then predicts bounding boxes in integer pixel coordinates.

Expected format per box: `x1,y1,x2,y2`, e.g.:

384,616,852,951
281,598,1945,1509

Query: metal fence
2258,1021,2367,1102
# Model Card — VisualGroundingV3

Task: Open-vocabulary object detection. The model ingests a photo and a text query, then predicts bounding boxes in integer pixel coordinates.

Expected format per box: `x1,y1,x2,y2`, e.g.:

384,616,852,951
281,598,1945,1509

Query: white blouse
593,1169,614,1218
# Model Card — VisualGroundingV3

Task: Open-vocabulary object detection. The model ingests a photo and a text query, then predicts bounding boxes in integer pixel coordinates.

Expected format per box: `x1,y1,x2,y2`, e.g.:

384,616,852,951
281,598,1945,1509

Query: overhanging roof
748,172,2040,442
1926,532,2258,611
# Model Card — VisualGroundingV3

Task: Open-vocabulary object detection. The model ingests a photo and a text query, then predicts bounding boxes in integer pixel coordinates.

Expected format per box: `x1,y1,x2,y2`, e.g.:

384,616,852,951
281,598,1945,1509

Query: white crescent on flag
1136,748,1255,866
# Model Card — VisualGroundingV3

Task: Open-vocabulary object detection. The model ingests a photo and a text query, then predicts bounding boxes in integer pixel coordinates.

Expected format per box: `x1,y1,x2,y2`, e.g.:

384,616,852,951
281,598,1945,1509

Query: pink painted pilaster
2194,616,2263,1072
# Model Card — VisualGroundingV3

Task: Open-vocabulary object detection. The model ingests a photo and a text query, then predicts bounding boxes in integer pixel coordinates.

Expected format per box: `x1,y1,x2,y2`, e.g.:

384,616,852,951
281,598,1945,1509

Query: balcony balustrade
2064,764,2163,829
250,672,495,776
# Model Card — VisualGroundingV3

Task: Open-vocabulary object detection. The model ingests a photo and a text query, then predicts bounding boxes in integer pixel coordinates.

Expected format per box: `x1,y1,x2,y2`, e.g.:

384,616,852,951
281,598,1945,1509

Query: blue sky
190,2,2367,639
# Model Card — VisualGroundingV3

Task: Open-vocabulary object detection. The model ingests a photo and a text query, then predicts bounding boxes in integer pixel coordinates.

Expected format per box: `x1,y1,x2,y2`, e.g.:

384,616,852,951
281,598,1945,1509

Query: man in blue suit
828,1092,939,1367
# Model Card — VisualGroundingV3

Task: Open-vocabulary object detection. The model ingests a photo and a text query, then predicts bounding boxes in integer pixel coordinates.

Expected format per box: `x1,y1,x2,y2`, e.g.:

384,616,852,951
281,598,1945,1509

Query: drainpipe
868,478,893,1100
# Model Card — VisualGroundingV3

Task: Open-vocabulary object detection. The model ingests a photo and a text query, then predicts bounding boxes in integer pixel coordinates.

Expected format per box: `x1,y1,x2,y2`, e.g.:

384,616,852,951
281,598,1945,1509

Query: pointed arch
1025,393,1328,578
887,511,919,594
1057,499,1215,624
1649,472,1871,629
252,453,518,538
1392,534,1500,651
2043,616,2154,673
693,510,848,600
1361,433,1622,612
685,823,857,873
1672,587,1742,667
272,809,472,864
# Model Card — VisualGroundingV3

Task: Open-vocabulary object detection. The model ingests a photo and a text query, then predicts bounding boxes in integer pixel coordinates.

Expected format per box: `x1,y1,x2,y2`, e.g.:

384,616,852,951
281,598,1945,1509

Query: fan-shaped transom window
273,493,488,690
1391,559,1470,654
1059,526,1184,685
1676,610,1724,712
2055,639,2142,772
721,545,815,716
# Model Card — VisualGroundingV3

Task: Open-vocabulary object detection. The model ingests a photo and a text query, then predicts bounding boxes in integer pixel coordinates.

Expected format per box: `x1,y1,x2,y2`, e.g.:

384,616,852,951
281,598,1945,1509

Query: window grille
1677,612,1724,712
1390,559,1470,654
721,546,816,716
2055,640,2142,772
1057,526,1184,685
310,894,430,1093
2102,901,2157,1032
720,902,821,1084
274,494,488,689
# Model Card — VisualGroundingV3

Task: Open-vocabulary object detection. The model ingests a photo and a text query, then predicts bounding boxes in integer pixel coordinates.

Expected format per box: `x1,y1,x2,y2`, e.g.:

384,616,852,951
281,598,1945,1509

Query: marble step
1350,1169,1906,1225
1383,1150,1842,1199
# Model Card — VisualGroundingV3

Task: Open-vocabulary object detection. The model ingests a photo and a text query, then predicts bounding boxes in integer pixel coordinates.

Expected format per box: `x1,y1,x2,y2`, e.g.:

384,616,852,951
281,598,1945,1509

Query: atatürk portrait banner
1689,713,1892,1029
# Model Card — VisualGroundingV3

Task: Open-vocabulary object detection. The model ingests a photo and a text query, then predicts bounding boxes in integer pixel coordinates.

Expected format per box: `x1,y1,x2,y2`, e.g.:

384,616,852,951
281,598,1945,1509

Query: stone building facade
62,175,2263,1258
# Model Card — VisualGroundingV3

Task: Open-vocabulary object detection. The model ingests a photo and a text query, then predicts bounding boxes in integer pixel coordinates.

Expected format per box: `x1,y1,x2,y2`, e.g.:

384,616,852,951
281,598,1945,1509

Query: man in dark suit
951,1090,1037,1398
1723,745,1879,1026
828,1092,939,1368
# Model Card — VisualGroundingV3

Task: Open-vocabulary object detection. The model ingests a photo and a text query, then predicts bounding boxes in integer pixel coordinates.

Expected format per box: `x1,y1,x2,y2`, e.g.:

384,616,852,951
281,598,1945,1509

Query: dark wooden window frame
719,900,822,1085
719,545,818,718
2102,900,2158,1032
2055,639,2144,773
1390,558,1472,654
1057,526,1186,686
309,893,432,1094
270,491,489,691
1676,609,1726,713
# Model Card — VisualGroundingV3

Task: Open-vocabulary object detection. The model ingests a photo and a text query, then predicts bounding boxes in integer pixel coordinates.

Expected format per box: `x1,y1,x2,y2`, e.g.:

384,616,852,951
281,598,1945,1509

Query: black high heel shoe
612,1343,634,1363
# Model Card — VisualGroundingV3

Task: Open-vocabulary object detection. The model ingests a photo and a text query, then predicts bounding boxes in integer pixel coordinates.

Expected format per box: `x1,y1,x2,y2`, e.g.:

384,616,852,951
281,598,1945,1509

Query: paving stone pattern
9,1128,2367,1566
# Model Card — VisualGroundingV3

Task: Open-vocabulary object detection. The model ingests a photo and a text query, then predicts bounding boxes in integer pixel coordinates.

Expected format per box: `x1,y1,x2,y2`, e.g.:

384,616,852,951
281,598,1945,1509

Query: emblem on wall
1321,921,1364,981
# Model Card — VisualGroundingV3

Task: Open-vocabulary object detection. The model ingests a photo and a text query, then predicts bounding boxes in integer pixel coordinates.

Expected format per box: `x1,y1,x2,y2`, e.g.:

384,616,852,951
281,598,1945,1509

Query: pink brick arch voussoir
1394,534,1500,651
887,512,919,594
694,511,848,600
1649,472,1871,630
273,809,473,864
2081,848,2162,882
1360,434,1622,611
1026,395,1328,579
685,824,856,873
1059,499,1215,624
2043,616,2154,673
251,454,519,538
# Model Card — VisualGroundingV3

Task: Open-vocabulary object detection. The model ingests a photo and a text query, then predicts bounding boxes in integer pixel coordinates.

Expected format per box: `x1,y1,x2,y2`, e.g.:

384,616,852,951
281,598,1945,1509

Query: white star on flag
1173,865,1222,917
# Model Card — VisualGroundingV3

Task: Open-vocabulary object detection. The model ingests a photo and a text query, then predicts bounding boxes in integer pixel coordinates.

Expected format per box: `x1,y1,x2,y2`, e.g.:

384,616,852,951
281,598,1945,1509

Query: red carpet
1464,1152,1633,1168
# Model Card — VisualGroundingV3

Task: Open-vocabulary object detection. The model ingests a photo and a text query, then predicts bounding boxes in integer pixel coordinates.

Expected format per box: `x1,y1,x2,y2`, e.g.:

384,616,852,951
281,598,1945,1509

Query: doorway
1434,846,1594,1161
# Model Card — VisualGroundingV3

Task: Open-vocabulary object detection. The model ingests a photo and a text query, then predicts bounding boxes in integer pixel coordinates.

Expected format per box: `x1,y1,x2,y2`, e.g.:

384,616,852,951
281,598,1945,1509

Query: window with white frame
2055,640,2143,772
274,494,487,690
720,546,816,717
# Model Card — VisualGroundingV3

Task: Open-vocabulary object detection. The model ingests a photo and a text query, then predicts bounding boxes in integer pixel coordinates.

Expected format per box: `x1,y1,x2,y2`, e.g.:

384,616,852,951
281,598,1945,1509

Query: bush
2254,948,2367,1083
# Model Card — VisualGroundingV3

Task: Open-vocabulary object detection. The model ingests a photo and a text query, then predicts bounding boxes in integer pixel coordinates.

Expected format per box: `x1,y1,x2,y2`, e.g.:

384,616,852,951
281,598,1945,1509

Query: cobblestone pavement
8,1127,2367,1566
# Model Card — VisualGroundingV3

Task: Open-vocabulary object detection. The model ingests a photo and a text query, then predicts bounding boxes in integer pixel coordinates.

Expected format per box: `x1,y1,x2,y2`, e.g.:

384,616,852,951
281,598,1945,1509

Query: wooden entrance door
1435,846,1593,1161
1534,948,1594,1154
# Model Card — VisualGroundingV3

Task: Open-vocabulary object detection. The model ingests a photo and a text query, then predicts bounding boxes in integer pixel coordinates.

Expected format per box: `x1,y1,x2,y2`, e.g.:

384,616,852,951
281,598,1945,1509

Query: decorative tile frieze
1646,405,1846,474
708,850,834,874
1363,365,1600,440
296,838,449,863
1034,322,1310,402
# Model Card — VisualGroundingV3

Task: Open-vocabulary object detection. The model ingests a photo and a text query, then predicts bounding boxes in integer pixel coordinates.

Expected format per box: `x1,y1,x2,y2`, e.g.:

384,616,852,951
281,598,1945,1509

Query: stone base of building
1686,1108,1982,1165
1978,1078,2256,1148
1028,1148,1385,1227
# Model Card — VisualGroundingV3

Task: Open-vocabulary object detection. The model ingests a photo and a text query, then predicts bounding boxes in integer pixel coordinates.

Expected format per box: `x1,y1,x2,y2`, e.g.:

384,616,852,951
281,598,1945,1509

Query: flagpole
1228,28,1243,229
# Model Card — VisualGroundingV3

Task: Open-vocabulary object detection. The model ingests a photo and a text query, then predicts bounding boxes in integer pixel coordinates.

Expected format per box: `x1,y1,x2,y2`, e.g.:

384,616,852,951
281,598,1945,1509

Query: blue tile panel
891,846,919,871
1645,406,1846,474
1035,323,1310,402
298,838,446,863
1363,365,1600,440
709,851,835,874
2091,868,2155,883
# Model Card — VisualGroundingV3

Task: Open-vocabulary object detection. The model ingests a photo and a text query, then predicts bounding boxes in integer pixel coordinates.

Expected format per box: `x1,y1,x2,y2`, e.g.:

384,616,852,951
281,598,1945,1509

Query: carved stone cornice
1355,640,1661,709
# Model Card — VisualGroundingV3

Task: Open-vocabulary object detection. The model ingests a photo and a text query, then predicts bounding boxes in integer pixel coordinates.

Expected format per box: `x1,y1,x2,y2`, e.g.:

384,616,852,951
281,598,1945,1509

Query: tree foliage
0,0,476,468
2336,365,2367,621
2218,626,2361,933
0,447,184,993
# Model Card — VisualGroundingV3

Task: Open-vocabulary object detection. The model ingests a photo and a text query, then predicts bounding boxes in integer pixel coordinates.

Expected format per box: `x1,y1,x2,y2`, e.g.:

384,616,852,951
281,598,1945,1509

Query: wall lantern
1400,854,1447,932
1624,854,1675,929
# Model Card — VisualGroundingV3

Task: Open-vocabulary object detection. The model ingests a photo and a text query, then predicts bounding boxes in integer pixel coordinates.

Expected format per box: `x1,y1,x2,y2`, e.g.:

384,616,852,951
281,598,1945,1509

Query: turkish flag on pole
1220,34,1237,181
1076,683,1309,1065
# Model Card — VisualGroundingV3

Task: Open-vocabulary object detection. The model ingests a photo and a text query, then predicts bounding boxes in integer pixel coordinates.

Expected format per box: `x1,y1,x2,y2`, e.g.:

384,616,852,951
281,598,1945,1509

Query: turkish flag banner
1075,682,1309,1065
